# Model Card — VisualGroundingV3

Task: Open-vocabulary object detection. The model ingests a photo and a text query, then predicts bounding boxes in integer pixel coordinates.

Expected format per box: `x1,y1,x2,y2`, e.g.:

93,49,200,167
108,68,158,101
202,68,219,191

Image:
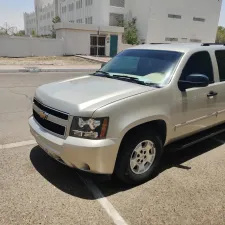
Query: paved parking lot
1,72,225,225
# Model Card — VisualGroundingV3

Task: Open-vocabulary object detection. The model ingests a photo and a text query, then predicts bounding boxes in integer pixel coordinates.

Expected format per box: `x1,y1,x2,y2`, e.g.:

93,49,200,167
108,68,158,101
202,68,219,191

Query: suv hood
35,75,155,116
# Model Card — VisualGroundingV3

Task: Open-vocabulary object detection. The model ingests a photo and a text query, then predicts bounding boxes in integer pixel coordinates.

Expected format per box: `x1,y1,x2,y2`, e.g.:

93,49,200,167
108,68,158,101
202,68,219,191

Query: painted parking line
77,173,128,225
0,140,36,150
2,138,127,225
1,139,127,224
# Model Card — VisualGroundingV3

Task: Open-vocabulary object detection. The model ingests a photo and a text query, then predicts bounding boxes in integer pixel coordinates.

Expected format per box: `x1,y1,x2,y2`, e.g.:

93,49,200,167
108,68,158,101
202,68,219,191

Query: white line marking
77,173,128,225
211,137,225,144
0,140,36,150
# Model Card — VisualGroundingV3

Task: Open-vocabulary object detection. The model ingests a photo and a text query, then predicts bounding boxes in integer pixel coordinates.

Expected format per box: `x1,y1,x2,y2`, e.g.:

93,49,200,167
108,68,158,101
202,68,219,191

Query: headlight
69,117,109,139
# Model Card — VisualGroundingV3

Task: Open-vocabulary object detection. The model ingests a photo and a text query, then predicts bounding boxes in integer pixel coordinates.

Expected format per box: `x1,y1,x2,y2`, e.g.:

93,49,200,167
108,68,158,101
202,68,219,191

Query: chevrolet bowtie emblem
39,111,49,120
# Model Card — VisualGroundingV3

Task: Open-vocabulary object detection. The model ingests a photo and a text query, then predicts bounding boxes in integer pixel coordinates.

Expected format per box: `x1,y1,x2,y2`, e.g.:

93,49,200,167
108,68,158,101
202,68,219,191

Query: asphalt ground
0,72,225,225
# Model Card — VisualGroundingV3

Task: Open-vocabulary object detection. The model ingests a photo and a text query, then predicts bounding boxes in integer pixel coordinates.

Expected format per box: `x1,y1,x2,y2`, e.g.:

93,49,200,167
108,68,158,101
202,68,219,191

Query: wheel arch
121,119,167,146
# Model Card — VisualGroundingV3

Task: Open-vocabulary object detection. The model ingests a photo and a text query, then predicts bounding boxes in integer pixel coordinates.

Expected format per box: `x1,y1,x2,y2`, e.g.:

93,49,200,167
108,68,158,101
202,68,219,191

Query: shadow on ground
30,133,225,200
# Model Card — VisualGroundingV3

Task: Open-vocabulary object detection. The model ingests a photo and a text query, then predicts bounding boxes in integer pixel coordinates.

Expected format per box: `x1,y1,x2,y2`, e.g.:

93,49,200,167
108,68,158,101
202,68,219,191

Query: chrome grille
33,98,70,138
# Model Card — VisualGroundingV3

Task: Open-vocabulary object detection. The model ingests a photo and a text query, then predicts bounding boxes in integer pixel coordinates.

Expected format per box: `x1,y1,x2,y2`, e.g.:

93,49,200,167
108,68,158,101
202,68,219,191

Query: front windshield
101,49,183,85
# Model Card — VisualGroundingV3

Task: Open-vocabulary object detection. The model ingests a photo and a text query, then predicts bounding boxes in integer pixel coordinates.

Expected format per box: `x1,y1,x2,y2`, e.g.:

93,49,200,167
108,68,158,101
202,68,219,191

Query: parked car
29,43,225,184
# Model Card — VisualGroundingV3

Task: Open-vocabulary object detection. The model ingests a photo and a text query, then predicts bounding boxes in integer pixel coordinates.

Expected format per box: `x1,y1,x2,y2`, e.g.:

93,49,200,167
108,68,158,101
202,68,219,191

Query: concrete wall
0,36,64,57
57,29,91,55
118,43,133,52
55,22,124,56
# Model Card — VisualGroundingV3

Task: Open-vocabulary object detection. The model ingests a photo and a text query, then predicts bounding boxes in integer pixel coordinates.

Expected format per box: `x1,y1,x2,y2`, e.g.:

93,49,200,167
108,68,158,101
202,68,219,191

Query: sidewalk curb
0,68,97,73
76,55,109,64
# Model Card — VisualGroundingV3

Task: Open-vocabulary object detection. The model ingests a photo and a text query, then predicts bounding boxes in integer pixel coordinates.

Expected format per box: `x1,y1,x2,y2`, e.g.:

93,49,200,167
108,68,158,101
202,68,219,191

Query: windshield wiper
112,75,145,84
92,73,160,88
91,70,111,77
112,75,160,88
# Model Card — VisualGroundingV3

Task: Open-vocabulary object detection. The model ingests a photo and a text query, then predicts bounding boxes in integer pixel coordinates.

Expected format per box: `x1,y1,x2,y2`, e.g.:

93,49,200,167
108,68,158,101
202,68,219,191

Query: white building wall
38,3,55,35
0,36,63,57
24,12,37,35
125,0,222,44
147,0,222,43
24,0,222,43
124,0,149,42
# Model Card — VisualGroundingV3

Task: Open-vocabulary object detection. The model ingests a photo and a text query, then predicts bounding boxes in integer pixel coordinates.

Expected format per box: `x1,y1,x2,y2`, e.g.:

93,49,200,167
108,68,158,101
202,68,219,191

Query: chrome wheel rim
130,140,156,175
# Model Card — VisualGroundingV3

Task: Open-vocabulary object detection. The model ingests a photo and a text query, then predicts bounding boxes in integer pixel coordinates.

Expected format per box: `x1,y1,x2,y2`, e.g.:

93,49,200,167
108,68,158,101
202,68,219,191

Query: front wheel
114,130,163,184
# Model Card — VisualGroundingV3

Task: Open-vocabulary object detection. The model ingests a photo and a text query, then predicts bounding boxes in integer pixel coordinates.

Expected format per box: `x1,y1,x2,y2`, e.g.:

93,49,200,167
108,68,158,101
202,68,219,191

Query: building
24,0,126,36
24,0,222,44
125,0,222,44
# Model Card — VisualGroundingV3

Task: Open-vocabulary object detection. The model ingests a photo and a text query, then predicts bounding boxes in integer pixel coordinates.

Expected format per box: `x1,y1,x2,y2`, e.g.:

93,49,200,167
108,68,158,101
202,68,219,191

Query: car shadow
30,135,224,200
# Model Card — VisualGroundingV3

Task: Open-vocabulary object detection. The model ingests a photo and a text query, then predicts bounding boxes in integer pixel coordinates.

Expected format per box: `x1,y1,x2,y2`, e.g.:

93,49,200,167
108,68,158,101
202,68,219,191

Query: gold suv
29,43,225,184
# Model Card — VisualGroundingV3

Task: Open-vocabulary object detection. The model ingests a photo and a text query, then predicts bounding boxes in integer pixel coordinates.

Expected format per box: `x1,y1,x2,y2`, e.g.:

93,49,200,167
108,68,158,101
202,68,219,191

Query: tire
114,129,163,184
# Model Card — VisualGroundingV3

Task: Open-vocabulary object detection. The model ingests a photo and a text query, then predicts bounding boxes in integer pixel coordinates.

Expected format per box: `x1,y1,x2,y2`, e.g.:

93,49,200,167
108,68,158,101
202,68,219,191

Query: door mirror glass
178,74,209,91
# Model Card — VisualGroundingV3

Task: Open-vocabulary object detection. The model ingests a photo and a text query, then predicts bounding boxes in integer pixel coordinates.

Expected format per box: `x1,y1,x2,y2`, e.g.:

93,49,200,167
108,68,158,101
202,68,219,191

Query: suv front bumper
29,116,120,174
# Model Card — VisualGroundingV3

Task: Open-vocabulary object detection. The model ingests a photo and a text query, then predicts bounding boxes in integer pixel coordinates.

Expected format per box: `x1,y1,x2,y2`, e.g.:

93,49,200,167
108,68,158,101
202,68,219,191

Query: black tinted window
215,50,225,82
181,51,214,82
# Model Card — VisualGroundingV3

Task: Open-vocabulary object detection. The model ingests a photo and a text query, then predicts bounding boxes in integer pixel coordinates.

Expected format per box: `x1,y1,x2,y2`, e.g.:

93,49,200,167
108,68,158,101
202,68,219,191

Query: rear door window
215,50,225,82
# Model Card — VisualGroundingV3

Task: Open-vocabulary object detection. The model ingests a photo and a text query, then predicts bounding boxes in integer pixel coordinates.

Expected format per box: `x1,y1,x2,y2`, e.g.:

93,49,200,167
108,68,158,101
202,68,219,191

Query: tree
31,30,36,37
51,16,61,38
14,30,25,36
216,26,225,43
118,18,139,45
0,22,17,35
52,16,61,24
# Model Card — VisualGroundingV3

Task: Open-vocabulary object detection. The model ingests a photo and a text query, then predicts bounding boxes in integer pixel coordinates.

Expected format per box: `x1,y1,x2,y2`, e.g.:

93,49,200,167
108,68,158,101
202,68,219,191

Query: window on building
86,0,93,6
110,0,125,7
180,51,214,83
193,17,205,22
76,19,83,23
69,3,74,11
48,25,51,31
76,0,83,9
109,13,124,26
168,14,182,19
215,50,225,82
165,37,178,42
47,12,50,19
62,6,67,13
51,11,54,17
190,39,202,43
85,17,93,24
90,36,106,56
40,15,42,20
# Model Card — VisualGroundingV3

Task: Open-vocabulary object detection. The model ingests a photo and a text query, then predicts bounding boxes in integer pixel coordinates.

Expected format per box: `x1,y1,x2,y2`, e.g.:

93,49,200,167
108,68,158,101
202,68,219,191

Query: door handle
207,91,218,98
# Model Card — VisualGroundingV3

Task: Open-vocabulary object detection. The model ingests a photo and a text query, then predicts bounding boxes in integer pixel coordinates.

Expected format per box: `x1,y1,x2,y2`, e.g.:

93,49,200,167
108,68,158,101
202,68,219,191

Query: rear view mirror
178,74,209,91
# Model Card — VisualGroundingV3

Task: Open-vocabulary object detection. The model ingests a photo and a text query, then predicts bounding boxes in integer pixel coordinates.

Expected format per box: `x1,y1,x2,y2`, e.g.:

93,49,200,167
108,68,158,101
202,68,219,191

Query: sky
0,0,224,30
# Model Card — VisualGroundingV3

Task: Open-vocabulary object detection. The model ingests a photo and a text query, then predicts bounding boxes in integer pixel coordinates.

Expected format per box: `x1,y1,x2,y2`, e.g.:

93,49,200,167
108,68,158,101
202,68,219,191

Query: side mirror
178,74,209,92
101,63,106,68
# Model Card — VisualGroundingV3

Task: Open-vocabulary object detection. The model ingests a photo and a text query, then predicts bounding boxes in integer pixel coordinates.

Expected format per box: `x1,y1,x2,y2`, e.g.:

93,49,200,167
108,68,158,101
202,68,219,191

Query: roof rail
201,43,225,46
